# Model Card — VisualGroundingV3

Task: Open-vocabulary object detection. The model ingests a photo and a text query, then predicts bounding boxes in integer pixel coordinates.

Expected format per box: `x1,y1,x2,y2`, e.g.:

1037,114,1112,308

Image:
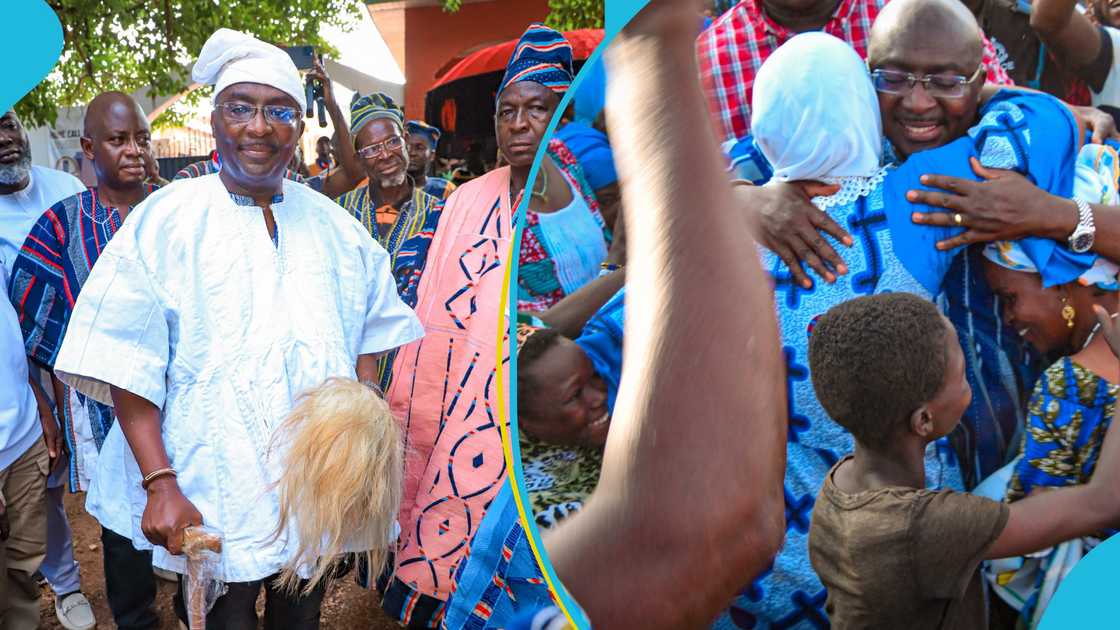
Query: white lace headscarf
751,32,885,206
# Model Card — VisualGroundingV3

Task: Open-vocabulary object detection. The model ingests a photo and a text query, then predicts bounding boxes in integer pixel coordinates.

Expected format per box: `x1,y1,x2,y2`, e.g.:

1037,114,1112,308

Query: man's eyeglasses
357,135,405,159
216,102,301,126
869,65,985,99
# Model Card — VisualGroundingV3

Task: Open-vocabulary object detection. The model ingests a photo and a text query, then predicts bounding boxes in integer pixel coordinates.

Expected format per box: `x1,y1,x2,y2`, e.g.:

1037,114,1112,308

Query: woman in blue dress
978,234,1119,626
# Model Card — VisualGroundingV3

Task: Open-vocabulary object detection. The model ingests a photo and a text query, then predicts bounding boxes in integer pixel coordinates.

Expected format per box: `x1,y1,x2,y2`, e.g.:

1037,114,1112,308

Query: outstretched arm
309,56,365,199
1032,0,1108,77
544,2,788,628
528,270,624,338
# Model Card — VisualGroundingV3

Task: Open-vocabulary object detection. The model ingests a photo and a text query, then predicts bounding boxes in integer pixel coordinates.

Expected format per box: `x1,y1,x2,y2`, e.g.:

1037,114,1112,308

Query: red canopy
430,28,604,90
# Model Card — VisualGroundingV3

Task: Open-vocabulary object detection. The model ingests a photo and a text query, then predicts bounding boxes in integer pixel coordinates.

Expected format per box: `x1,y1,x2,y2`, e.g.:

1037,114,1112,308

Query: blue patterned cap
406,120,441,148
497,24,574,99
350,92,403,141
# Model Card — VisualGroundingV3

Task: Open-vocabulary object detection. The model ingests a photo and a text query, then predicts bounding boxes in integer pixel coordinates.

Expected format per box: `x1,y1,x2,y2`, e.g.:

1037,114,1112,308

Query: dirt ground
38,492,400,629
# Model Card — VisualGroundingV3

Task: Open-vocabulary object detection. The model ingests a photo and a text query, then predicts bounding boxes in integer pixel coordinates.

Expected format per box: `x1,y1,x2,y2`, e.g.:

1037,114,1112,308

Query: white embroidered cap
192,28,306,111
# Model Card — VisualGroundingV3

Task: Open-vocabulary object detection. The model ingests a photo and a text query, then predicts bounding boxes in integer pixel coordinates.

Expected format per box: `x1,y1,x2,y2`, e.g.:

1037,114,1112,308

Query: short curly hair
517,328,564,416
808,293,951,450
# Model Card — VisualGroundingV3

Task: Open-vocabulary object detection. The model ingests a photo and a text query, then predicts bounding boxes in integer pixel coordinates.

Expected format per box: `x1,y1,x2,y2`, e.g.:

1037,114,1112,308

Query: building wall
396,0,549,119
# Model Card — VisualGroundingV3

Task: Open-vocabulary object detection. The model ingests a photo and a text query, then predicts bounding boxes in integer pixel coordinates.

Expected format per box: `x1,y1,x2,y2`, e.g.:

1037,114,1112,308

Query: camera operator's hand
307,55,335,110
310,52,367,198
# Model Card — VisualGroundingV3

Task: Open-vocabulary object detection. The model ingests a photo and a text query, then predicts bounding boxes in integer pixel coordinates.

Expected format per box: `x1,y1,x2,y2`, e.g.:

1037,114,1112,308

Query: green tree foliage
20,0,361,128
543,0,603,30
440,0,602,30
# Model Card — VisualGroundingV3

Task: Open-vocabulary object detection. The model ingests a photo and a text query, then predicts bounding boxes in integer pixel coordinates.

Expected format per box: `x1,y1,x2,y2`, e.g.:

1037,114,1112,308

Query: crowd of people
0,17,590,630
499,0,1120,629
4,0,1120,629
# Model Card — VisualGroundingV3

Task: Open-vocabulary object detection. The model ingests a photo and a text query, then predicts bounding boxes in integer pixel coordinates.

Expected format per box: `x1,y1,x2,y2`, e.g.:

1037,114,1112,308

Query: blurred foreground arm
543,2,787,628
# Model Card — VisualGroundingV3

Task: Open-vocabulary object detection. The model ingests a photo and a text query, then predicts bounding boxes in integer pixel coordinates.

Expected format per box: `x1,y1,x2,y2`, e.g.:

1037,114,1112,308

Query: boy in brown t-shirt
806,293,1120,629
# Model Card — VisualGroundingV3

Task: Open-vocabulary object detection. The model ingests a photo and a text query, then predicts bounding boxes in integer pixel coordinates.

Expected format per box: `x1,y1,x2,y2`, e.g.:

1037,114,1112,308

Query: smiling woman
517,328,610,449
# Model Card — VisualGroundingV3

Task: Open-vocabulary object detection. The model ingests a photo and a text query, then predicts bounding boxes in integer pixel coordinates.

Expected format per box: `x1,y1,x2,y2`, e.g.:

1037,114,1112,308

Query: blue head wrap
572,54,606,124
555,122,616,190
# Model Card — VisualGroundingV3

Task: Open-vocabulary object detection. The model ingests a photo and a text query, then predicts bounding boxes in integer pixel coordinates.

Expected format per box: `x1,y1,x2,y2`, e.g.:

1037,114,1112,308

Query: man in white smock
54,29,424,629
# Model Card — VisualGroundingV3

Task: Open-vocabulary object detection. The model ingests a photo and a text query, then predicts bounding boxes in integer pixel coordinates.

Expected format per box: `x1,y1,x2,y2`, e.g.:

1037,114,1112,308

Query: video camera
282,45,328,128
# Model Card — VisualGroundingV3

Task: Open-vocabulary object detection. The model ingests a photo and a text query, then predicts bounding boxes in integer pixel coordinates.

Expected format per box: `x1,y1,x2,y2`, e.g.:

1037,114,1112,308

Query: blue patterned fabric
714,91,1080,629
334,185,443,391
574,286,624,412
719,181,965,630
7,186,157,491
422,176,457,201
441,289,625,629
499,24,574,98
938,248,1040,487
997,357,1118,623
1008,357,1119,504
442,482,554,630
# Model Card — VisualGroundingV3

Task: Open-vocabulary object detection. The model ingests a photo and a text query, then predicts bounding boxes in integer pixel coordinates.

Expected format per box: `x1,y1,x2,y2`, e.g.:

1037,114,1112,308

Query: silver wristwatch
1068,198,1096,253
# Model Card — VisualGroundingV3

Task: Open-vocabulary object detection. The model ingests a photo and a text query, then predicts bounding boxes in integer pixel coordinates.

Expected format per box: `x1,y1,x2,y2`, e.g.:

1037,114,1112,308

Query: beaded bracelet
600,262,623,272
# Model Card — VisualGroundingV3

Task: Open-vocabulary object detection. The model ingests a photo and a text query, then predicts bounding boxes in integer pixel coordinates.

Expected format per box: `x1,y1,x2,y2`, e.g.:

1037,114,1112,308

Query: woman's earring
1061,296,1076,329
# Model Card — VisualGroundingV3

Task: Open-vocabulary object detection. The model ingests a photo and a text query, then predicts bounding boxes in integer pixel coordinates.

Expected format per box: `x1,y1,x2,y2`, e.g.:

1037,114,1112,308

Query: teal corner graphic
605,0,648,41
2,1,63,114
1039,534,1120,628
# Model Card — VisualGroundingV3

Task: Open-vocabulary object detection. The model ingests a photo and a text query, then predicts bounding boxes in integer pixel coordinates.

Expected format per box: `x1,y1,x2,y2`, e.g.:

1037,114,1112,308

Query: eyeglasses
216,102,301,126
357,135,405,159
869,65,985,99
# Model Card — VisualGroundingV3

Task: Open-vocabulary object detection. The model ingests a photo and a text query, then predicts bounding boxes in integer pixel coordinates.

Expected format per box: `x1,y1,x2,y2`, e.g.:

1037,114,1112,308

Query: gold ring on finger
953,213,964,226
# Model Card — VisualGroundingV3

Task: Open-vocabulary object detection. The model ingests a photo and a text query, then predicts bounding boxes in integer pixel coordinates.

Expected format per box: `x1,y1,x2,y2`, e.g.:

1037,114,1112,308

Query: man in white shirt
0,111,86,274
55,29,424,629
0,257,51,630
0,109,96,630
1032,0,1120,121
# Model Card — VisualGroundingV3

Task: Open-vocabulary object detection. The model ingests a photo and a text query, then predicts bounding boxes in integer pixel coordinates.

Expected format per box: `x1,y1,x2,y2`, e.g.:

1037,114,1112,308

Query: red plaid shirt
697,0,1015,143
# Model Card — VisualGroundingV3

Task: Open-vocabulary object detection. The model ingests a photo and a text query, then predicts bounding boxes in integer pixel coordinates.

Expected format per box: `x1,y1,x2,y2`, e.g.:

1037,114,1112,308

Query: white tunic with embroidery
55,174,424,582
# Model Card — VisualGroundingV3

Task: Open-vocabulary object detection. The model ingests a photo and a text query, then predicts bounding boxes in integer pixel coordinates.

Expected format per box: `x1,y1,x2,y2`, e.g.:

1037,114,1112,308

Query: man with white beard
334,92,443,243
0,109,96,630
0,111,86,275
333,93,444,392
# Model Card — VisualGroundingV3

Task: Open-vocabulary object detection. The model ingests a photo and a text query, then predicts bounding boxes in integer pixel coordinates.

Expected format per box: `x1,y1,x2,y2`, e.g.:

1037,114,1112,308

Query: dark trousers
173,572,327,630
101,528,159,630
